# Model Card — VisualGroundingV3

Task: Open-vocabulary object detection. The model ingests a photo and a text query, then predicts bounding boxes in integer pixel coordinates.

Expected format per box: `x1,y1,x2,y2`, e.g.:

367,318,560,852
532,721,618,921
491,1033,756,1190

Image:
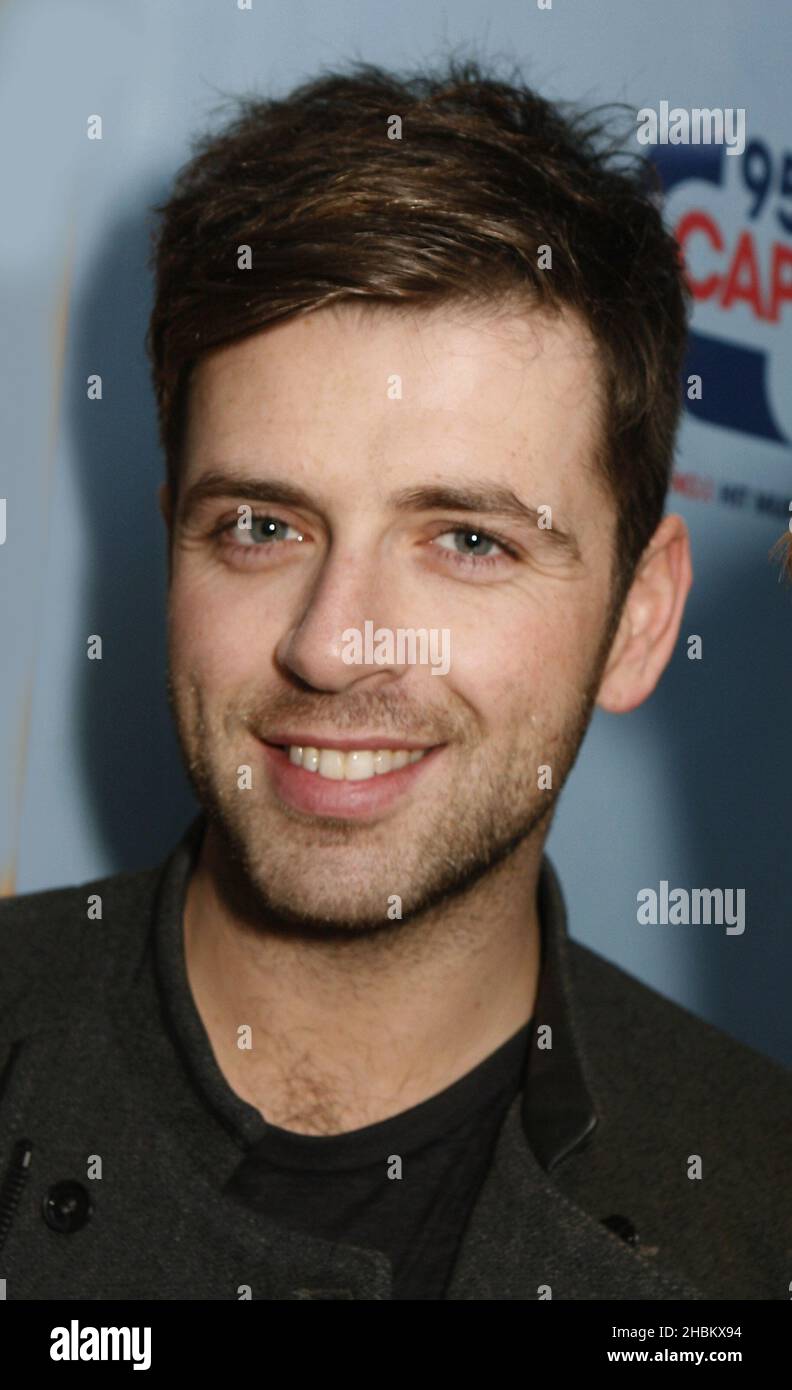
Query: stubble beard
166,658,606,942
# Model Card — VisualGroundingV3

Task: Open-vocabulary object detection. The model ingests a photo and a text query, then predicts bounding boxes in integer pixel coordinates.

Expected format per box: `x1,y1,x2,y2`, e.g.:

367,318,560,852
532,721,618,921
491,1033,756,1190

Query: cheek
442,625,540,735
447,594,604,729
167,569,279,688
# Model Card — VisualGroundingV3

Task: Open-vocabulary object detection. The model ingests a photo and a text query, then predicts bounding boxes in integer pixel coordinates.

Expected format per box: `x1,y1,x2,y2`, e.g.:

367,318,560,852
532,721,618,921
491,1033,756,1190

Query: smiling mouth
271,744,428,782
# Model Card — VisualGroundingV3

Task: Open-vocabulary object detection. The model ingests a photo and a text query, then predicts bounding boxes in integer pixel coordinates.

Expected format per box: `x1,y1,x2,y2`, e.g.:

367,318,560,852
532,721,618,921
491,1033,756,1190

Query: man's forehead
191,297,597,389
183,301,603,478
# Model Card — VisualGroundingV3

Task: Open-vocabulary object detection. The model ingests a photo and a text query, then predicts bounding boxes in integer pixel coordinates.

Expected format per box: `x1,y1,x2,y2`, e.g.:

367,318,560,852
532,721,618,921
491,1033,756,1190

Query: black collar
156,813,599,1171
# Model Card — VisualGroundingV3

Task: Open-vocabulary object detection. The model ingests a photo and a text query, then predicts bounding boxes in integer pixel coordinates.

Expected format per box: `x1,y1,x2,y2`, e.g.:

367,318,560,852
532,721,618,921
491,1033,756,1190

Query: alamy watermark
50,1320,151,1370
637,880,745,935
636,102,746,157
341,621,451,676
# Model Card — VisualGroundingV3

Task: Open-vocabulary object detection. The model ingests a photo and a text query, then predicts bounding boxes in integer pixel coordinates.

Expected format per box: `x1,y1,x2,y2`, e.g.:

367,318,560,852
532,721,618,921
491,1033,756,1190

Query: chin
251,887,409,938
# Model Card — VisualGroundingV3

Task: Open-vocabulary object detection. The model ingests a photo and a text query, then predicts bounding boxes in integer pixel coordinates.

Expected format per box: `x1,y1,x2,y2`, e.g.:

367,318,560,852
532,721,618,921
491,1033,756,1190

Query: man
1,60,789,1302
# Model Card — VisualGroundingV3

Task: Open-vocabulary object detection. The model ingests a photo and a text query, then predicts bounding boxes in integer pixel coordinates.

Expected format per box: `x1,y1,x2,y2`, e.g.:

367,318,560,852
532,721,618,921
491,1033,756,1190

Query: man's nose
274,546,406,693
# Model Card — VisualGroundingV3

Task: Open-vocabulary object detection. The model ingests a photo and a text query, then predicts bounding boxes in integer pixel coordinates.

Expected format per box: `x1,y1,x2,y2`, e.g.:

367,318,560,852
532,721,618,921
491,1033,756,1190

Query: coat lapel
445,1094,706,1300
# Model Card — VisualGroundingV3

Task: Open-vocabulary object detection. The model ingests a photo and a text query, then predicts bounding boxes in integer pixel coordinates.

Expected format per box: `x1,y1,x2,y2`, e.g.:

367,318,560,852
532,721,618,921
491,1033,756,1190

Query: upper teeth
287,746,426,780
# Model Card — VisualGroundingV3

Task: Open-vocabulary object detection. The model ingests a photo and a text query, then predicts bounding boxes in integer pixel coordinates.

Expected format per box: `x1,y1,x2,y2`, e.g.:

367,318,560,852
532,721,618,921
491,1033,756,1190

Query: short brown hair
146,57,691,598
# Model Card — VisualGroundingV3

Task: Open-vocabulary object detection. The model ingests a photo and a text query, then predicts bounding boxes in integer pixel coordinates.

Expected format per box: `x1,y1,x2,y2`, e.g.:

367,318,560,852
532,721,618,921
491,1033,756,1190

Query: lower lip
259,742,442,820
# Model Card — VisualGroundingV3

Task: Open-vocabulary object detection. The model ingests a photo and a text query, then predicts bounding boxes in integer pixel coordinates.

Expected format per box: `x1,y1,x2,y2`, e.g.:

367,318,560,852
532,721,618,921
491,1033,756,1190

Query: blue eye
232,515,303,545
435,528,503,558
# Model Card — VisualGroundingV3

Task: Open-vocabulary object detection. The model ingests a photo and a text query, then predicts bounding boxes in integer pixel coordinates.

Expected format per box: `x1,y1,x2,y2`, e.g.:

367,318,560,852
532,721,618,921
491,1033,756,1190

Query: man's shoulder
0,861,166,1034
557,936,790,1300
567,934,792,1115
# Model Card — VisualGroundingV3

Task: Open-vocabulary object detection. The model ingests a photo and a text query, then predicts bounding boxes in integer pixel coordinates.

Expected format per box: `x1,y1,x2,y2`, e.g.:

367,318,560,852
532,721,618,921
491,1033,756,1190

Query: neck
183,823,544,1135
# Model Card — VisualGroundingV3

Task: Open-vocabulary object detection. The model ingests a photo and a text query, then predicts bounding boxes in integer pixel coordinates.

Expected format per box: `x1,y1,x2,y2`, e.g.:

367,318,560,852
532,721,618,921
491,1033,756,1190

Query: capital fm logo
650,138,792,445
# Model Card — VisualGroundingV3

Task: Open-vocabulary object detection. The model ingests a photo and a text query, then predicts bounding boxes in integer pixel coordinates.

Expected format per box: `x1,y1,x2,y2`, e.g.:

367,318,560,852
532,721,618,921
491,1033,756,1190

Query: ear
596,514,693,714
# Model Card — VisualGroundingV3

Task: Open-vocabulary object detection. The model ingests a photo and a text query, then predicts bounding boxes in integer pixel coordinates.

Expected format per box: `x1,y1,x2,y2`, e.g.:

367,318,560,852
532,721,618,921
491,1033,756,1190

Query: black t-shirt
222,1018,532,1300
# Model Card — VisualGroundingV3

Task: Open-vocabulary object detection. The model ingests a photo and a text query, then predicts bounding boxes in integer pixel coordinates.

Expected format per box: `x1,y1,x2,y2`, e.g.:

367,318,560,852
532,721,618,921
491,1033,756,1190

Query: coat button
42,1181,93,1233
601,1213,639,1246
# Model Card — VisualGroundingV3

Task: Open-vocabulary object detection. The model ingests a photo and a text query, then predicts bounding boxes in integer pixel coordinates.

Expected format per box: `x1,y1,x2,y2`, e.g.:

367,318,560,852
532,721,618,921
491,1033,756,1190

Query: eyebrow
178,471,581,558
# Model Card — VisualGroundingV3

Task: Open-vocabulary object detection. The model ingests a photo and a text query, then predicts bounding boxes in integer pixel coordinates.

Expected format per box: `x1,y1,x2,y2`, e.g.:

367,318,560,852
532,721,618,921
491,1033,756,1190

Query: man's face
166,301,620,932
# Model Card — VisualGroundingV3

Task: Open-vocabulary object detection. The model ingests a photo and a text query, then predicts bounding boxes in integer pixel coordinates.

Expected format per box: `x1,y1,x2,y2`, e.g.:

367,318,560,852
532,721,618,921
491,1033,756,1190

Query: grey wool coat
0,814,790,1301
